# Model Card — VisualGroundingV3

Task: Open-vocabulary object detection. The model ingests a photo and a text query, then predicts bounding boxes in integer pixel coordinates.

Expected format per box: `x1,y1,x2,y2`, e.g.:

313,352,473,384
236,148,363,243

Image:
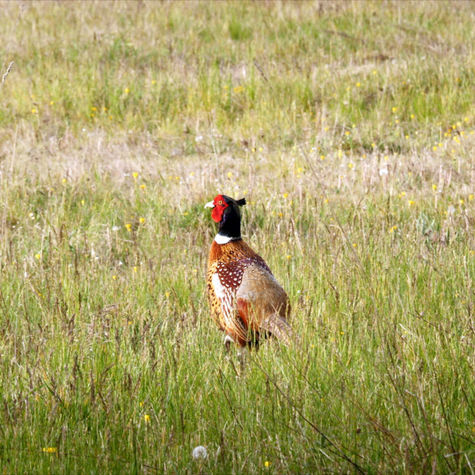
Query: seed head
192,445,208,460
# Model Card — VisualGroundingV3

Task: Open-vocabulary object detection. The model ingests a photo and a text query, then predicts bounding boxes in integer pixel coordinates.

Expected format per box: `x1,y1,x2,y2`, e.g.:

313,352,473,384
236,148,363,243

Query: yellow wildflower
139,217,146,224
264,461,270,468
125,223,132,232
42,447,57,454
144,414,150,423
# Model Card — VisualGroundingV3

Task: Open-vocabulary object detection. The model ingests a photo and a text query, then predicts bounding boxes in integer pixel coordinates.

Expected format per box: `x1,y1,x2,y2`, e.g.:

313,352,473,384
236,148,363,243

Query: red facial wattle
211,195,228,223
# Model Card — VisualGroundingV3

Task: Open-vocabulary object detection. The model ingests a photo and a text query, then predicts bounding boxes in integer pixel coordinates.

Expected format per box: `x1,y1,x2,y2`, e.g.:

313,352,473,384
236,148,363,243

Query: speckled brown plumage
205,195,291,347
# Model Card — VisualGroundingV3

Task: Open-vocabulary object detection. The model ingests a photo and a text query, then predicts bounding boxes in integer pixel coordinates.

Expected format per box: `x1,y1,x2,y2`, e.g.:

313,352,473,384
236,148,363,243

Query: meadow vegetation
0,1,474,473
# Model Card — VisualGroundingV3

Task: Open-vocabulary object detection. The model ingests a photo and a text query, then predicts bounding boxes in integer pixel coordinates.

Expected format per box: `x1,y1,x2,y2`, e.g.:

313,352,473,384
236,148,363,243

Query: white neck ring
214,233,240,244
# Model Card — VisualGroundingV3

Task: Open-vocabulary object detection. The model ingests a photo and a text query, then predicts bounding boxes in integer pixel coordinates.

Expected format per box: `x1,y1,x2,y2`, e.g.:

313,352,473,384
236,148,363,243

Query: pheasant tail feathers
260,313,293,345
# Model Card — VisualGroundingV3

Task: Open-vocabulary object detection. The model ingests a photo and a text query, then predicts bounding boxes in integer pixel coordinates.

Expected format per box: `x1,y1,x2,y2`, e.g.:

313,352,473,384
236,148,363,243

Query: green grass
0,1,474,473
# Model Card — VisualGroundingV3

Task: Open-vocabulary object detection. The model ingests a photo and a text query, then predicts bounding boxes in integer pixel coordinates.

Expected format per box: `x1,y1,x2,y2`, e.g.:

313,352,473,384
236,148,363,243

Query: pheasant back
207,239,290,346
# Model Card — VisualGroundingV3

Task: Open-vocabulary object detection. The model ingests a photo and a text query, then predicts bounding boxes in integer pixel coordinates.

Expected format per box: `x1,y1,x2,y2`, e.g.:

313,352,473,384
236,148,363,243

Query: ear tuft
236,198,246,206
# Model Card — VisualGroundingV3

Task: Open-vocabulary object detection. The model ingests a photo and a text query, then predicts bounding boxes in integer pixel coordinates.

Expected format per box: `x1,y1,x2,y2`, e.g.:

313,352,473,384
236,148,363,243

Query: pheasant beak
204,200,215,209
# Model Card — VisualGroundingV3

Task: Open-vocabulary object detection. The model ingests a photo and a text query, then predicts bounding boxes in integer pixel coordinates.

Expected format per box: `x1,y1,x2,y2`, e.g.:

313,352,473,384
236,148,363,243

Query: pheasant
205,194,292,347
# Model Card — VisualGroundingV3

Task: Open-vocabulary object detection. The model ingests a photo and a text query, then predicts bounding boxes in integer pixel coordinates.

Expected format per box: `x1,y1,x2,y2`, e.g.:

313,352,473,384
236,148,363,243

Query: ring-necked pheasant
205,194,292,347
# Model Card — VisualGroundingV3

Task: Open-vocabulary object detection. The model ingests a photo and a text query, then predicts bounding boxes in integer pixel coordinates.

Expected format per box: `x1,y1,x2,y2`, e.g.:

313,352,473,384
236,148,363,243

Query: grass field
0,1,474,473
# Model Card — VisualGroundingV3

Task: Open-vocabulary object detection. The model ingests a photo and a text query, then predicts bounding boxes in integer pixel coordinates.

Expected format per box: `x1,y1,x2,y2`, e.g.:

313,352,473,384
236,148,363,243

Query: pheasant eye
218,200,223,205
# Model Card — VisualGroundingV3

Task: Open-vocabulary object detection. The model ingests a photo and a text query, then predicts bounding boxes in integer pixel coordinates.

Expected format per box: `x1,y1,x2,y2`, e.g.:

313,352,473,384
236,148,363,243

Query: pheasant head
205,195,246,244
